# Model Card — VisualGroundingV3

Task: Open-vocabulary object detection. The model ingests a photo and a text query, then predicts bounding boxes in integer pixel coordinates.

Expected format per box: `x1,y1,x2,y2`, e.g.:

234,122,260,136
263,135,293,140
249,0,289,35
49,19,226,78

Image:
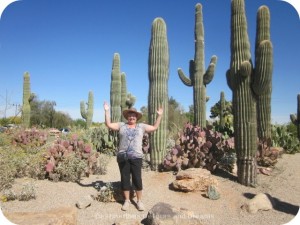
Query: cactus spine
226,0,273,186
22,72,32,128
178,3,217,128
148,18,169,170
110,53,122,123
80,91,94,128
290,94,300,141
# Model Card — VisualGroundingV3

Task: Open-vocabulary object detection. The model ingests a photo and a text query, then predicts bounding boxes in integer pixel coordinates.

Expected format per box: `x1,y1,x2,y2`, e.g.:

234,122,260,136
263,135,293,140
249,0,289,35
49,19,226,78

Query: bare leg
123,190,130,201
136,190,142,202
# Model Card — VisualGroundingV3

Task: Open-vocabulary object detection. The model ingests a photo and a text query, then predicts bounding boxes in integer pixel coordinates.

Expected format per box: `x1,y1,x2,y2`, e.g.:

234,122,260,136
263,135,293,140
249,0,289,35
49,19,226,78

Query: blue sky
0,0,299,124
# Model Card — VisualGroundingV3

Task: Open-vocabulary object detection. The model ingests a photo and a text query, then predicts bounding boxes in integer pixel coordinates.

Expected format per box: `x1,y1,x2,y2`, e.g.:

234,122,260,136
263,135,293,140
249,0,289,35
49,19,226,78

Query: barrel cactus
177,3,217,128
148,17,169,170
226,0,273,186
80,91,94,129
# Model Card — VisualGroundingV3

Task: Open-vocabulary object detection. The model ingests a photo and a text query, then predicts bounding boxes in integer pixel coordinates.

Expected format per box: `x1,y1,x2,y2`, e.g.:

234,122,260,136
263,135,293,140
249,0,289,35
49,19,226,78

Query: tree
30,96,72,128
210,100,232,119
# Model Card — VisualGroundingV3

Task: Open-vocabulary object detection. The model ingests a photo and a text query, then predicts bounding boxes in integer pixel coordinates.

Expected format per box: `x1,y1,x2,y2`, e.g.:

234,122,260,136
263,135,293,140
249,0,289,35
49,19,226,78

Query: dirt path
1,153,300,225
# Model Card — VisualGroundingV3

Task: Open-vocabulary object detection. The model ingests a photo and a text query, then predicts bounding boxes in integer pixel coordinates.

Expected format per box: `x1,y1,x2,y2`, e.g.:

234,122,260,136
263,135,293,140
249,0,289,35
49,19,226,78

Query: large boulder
171,168,218,192
146,202,203,225
242,193,273,213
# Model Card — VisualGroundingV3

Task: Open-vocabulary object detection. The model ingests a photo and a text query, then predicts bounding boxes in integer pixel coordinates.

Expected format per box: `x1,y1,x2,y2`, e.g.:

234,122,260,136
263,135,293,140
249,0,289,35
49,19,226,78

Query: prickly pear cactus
177,3,217,128
80,91,94,128
148,17,169,170
227,0,273,186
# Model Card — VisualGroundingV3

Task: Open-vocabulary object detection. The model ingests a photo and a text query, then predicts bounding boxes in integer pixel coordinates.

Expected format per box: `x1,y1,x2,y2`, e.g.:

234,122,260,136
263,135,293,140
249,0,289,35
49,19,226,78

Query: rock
3,206,77,225
114,219,142,225
146,202,203,225
75,195,93,209
207,185,220,200
242,193,273,213
171,168,218,192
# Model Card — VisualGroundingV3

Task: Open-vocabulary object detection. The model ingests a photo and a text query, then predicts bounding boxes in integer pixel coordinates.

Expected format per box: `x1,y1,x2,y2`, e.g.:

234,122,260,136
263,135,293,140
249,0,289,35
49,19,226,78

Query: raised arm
144,107,163,133
103,101,120,131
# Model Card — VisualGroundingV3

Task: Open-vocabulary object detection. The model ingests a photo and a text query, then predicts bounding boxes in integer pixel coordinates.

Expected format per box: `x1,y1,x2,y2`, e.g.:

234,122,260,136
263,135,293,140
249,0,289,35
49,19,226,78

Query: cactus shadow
243,192,299,216
211,168,238,182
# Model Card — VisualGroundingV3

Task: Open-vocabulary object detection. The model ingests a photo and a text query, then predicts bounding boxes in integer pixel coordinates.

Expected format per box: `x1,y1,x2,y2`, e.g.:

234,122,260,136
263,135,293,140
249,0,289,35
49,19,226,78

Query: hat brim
122,109,143,121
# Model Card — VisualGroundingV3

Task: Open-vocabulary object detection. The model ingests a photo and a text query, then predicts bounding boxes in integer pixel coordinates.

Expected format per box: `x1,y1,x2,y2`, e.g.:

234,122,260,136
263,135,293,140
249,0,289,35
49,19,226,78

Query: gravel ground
1,153,300,225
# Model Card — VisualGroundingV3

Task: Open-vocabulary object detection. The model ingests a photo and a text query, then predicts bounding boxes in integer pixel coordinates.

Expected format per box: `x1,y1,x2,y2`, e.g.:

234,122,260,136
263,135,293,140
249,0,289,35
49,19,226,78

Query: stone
75,195,93,209
114,219,142,225
171,168,218,192
242,193,273,213
3,206,77,225
146,202,203,225
207,185,220,200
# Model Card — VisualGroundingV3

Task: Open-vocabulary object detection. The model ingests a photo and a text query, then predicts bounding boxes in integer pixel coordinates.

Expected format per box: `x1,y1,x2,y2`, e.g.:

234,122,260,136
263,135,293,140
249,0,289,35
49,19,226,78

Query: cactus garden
0,0,300,224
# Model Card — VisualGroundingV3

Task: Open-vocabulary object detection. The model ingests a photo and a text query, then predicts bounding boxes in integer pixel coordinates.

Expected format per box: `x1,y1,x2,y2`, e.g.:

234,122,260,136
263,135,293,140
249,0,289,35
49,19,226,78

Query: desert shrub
93,182,122,203
1,189,17,202
1,182,36,202
92,153,110,175
0,146,28,190
49,152,87,182
18,182,36,201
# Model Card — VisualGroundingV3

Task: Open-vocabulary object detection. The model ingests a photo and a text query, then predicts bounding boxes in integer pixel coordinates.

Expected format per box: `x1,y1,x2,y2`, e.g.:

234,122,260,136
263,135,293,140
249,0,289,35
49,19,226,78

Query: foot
121,200,130,211
137,201,145,211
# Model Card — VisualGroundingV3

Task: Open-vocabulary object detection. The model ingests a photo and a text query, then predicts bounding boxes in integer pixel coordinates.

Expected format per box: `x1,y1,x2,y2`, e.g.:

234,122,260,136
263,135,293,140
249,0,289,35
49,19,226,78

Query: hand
156,107,163,116
103,101,110,111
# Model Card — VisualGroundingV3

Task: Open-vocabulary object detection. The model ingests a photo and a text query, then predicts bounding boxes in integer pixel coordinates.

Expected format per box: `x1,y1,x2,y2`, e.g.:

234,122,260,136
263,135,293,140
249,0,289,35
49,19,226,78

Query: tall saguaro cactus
121,72,127,121
22,72,34,128
148,17,169,170
290,94,300,141
110,53,122,123
220,91,225,128
226,0,273,186
255,6,273,141
80,91,94,128
178,3,217,128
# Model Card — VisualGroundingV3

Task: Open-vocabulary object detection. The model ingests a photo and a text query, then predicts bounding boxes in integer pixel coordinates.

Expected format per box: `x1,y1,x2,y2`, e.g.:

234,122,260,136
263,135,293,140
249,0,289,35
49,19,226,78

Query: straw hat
122,108,143,121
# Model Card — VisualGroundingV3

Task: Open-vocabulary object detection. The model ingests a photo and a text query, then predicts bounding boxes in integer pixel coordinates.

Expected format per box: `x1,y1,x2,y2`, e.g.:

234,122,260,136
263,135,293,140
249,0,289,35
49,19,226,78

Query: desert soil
1,153,300,225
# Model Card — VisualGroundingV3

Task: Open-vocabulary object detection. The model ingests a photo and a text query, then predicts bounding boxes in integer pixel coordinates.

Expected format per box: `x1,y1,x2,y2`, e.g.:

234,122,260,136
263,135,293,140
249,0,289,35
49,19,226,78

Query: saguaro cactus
80,91,94,128
22,72,34,128
220,92,225,128
290,94,300,141
148,17,169,170
121,72,128,121
110,53,122,123
226,0,273,186
255,6,273,141
178,3,217,128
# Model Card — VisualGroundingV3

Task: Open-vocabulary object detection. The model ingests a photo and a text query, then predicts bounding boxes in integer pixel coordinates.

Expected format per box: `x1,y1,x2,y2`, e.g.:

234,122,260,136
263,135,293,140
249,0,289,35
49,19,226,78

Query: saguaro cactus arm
80,101,87,119
203,55,217,85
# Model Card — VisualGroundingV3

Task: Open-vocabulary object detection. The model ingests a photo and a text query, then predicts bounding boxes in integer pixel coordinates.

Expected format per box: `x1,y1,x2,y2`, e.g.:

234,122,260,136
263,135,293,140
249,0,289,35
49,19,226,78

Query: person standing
103,101,163,211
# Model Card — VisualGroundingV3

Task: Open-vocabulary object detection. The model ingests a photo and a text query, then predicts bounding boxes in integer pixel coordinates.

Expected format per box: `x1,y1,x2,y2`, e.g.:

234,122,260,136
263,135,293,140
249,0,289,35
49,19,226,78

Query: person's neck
127,123,136,128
